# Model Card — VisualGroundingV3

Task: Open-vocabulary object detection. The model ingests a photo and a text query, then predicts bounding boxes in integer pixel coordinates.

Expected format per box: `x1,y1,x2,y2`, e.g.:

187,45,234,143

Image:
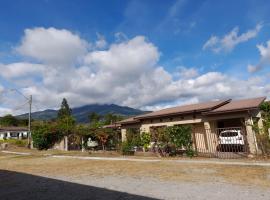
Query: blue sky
0,0,270,114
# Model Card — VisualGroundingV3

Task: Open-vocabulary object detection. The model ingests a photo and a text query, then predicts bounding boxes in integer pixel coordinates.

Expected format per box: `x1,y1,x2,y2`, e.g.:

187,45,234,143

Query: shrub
121,141,134,155
32,124,63,150
141,132,151,150
126,128,141,147
165,125,195,157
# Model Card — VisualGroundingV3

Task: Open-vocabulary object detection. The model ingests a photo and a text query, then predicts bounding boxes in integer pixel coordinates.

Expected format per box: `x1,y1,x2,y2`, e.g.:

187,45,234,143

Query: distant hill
17,104,148,123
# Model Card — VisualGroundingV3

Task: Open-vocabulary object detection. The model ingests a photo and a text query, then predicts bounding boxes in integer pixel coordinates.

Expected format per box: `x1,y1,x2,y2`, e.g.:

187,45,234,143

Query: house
118,97,266,157
0,127,29,140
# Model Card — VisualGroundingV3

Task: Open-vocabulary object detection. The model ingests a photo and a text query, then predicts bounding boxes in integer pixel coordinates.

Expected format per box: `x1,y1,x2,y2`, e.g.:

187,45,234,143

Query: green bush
165,125,195,157
121,141,134,155
126,128,141,147
141,132,151,150
32,124,63,150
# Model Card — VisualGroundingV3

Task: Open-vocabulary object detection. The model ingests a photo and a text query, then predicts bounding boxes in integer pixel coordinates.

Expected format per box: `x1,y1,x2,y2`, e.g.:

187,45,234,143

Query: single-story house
118,97,266,157
0,127,29,140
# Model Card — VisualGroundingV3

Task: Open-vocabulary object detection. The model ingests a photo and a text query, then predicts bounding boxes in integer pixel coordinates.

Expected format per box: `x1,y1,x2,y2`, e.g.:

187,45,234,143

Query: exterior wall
53,136,68,151
140,114,203,133
121,123,141,142
0,131,28,140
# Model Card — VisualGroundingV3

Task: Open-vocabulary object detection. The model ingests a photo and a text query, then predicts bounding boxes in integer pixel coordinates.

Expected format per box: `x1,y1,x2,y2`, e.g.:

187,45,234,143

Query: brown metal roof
0,127,28,132
118,117,140,125
102,124,121,129
134,99,231,120
204,97,266,115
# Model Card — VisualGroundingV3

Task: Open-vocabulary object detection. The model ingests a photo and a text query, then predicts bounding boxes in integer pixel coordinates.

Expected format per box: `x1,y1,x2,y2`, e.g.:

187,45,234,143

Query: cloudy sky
0,0,270,115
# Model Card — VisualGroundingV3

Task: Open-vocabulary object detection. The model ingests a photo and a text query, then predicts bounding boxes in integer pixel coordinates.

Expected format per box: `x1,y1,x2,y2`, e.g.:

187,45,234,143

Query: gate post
244,117,258,155
64,136,68,151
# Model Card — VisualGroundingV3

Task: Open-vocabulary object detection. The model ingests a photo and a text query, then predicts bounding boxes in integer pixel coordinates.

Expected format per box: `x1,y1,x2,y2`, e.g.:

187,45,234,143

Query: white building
0,127,29,140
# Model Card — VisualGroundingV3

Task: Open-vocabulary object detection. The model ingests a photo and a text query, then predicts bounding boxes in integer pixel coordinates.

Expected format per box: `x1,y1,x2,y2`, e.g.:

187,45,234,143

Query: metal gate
193,126,249,159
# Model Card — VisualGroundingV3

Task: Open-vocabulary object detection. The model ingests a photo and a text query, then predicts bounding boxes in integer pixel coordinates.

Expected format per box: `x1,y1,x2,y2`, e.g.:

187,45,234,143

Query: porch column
121,128,127,142
203,122,211,150
245,117,258,155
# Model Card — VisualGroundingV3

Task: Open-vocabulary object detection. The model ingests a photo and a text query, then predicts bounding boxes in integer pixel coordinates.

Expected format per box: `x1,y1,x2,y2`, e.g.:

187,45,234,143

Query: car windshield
220,132,238,137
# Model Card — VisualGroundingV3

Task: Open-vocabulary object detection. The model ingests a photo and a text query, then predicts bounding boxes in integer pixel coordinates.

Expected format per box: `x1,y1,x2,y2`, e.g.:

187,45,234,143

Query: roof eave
134,109,212,120
202,107,259,115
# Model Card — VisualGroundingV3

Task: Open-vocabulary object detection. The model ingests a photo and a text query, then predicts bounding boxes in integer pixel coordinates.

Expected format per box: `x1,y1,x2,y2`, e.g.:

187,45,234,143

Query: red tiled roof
204,97,266,114
134,99,231,119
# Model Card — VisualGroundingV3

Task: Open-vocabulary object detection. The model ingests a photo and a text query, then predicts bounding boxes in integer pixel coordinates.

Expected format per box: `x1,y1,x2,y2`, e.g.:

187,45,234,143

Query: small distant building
0,127,29,140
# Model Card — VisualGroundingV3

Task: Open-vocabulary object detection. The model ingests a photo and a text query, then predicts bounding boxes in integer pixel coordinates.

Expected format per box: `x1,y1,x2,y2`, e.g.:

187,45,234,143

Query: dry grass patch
0,154,269,188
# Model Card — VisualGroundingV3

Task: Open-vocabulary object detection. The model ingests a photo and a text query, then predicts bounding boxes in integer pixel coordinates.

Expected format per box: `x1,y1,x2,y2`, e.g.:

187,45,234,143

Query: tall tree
57,98,75,135
104,113,124,125
57,98,72,119
89,112,101,124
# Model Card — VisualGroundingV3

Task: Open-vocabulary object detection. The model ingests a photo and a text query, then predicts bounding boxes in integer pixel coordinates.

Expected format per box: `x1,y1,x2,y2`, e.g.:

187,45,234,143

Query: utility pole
10,89,32,148
28,95,32,148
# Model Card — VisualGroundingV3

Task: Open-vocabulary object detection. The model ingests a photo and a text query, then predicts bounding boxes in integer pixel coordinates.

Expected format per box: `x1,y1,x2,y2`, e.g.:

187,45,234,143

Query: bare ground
0,150,270,199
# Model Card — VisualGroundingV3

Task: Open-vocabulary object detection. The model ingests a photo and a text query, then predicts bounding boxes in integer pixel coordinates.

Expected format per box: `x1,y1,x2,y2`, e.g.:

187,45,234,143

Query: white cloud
0,107,12,116
247,40,270,73
0,62,45,78
95,33,107,49
176,66,199,79
16,27,88,65
114,32,128,42
0,27,269,115
203,23,262,53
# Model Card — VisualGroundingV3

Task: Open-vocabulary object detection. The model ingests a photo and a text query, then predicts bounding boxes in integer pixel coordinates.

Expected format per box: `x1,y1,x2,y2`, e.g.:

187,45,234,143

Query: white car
218,130,244,145
87,138,98,148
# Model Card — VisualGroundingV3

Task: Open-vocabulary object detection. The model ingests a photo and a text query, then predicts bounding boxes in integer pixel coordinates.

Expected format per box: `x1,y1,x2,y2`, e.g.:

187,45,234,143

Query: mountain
17,104,147,123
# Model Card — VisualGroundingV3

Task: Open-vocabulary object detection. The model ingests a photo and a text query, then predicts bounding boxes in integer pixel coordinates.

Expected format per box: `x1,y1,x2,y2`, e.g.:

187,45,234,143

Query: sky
0,0,270,115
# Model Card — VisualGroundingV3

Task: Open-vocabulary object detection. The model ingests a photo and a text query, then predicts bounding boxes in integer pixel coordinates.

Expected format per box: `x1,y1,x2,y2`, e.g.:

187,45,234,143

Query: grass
0,139,28,147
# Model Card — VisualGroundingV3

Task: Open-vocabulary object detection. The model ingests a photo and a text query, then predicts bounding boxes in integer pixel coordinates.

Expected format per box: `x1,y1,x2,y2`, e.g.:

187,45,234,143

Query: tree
103,113,124,125
57,98,75,136
57,98,72,120
32,123,62,150
89,112,101,125
95,129,109,151
0,114,18,126
57,115,76,136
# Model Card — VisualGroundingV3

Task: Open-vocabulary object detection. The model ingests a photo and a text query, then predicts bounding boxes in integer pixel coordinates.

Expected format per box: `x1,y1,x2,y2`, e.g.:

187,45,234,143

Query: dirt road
0,152,270,200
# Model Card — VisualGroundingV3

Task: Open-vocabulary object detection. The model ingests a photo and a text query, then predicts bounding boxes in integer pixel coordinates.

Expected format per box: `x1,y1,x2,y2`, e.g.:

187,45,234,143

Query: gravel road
0,152,270,200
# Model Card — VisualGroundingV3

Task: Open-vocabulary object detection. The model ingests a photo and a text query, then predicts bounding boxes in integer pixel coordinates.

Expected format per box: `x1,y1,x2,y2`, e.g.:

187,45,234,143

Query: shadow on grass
0,170,159,200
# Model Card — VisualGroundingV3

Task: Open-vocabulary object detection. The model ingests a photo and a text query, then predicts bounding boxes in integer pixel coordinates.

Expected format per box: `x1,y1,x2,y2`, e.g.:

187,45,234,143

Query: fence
193,126,249,159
